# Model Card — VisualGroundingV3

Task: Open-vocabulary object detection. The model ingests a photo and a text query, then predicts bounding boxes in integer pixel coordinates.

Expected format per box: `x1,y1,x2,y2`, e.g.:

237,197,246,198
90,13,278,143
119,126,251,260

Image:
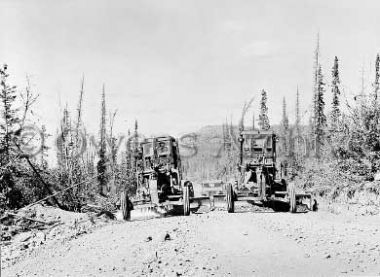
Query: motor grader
120,136,209,220
225,130,314,213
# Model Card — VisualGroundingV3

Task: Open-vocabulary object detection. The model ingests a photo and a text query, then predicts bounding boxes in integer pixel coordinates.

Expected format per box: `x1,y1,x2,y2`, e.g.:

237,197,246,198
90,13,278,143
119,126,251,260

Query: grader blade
212,194,227,209
192,196,213,208
184,196,213,214
129,204,168,221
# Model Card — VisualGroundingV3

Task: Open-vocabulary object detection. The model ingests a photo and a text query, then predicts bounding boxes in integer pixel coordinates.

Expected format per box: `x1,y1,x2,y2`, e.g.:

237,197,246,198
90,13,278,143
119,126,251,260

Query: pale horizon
2,0,380,141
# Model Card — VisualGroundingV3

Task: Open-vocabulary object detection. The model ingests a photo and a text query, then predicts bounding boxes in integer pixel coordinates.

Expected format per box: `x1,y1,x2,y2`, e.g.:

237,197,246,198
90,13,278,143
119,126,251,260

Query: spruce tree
128,121,139,194
97,85,107,195
281,97,289,154
314,65,327,159
311,33,320,136
373,54,380,105
258,89,270,130
0,64,19,165
126,129,132,173
0,64,19,208
295,86,301,137
71,78,86,199
370,54,380,171
330,56,341,131
133,119,139,168
294,87,303,161
223,118,232,151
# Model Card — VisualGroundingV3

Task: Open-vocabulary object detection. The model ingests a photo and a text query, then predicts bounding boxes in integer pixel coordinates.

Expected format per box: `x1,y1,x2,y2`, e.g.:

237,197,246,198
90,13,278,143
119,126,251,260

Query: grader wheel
183,184,190,216
288,183,297,213
121,190,131,220
226,183,235,213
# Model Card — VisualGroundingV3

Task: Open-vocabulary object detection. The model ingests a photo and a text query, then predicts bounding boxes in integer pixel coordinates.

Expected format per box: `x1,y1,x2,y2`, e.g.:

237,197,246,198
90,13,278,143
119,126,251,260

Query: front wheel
183,184,190,216
121,190,131,220
226,183,235,213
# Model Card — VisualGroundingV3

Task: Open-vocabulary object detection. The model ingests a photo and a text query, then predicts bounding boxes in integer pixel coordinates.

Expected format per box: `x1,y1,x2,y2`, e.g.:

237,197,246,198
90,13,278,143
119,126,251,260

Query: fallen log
2,212,59,226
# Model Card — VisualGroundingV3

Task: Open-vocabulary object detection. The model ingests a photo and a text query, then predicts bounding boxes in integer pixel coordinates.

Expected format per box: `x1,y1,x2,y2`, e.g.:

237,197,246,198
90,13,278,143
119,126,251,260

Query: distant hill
181,123,309,181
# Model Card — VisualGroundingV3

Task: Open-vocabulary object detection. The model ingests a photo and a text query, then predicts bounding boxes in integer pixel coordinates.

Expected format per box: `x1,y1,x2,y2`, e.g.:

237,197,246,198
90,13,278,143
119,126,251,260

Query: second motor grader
224,130,315,213
120,136,209,220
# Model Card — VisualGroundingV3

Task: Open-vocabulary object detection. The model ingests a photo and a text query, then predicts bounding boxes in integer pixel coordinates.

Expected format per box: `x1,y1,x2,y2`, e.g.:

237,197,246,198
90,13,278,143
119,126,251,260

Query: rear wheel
121,190,131,220
183,184,190,216
288,183,296,213
226,183,235,213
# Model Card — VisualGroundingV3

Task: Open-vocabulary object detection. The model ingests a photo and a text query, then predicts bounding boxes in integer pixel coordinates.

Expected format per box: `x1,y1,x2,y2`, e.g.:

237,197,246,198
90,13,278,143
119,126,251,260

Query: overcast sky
1,0,380,139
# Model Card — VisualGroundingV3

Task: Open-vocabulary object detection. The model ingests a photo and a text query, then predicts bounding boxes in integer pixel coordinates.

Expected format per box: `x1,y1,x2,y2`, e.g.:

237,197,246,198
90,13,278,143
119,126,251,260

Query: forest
1,37,380,216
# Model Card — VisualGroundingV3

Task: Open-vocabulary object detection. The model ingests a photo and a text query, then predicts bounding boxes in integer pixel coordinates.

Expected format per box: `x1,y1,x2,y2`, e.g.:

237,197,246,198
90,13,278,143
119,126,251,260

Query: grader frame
224,130,313,213
120,136,208,220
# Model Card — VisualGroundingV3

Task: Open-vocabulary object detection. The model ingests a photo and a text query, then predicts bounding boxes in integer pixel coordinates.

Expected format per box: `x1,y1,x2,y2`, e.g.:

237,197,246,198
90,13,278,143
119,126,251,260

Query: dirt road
3,203,380,277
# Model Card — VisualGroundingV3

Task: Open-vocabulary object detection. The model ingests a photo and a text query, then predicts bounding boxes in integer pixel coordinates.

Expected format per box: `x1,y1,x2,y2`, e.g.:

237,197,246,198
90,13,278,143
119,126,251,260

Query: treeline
217,36,380,184
280,37,380,180
0,66,140,212
2,35,379,211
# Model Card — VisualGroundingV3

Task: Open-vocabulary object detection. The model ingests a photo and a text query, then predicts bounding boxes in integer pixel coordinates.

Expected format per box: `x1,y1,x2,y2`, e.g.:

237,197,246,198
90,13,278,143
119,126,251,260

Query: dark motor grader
120,136,209,220
225,130,314,213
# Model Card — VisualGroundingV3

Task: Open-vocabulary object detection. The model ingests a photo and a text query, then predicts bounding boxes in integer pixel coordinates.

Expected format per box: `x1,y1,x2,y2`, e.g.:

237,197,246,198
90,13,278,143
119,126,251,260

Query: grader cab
225,130,314,213
120,136,208,220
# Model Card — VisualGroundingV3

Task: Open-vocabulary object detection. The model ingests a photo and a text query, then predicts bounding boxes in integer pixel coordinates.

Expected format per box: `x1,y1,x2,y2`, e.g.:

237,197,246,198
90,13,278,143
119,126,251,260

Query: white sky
1,0,380,139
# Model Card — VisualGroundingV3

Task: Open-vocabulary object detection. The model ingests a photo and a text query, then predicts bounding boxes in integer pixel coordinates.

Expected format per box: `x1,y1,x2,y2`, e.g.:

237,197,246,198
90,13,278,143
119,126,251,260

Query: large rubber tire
121,190,131,220
288,183,297,213
226,183,235,213
183,185,190,216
